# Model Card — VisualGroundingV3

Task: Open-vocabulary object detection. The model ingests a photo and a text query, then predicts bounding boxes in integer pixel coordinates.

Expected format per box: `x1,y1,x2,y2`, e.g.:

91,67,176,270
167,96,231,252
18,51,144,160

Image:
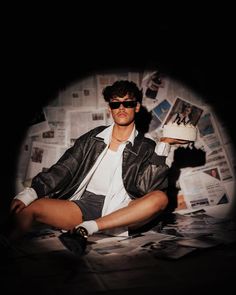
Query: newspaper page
90,232,175,256
179,166,229,210
56,76,96,107
58,88,83,107
69,87,96,108
96,74,118,108
192,147,234,182
73,76,96,107
25,141,67,180
128,72,141,87
67,108,107,145
43,107,68,145
224,143,236,172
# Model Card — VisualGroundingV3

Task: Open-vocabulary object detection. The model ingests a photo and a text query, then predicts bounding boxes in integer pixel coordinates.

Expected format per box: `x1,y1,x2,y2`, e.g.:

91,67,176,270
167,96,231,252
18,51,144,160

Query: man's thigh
27,198,83,230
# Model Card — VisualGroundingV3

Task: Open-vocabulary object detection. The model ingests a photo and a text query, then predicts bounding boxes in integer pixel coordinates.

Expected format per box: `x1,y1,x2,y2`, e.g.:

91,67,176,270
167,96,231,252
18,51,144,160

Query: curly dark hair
102,80,143,103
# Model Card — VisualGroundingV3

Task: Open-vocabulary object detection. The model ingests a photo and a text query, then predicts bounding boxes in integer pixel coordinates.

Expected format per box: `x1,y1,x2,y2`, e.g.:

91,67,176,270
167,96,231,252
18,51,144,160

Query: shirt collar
97,123,138,146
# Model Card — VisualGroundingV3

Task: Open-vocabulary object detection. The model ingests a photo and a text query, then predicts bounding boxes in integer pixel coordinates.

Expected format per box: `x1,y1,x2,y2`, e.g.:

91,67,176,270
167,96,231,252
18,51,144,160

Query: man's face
109,94,140,126
184,106,192,116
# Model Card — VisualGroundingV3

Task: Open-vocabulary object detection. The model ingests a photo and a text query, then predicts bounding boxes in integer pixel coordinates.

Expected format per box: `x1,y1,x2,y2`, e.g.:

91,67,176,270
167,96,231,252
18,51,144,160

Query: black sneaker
58,226,88,255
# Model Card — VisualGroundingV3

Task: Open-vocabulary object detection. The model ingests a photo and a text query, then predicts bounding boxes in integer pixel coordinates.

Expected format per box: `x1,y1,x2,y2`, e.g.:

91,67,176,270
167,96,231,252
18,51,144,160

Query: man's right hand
10,199,26,214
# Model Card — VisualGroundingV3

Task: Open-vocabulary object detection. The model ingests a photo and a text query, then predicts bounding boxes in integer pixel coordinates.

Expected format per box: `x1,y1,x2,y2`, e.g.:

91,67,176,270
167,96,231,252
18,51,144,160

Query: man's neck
112,123,135,142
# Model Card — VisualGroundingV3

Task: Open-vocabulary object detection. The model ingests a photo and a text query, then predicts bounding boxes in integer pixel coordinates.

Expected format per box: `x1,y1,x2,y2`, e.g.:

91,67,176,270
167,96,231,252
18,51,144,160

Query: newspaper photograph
141,71,169,111
175,191,188,211
162,97,203,127
152,99,172,122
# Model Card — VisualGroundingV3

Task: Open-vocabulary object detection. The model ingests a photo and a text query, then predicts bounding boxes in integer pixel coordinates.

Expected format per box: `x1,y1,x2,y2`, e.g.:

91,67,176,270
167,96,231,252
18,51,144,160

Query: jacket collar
96,123,138,146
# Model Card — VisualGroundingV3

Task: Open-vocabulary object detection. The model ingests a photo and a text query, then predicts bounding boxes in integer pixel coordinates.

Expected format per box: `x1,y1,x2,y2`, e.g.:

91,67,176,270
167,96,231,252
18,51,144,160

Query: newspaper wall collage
15,70,236,217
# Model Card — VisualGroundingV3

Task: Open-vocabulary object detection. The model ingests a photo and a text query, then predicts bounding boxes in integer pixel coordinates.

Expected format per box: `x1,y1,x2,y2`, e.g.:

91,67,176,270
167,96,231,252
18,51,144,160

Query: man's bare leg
95,190,168,231
8,198,83,240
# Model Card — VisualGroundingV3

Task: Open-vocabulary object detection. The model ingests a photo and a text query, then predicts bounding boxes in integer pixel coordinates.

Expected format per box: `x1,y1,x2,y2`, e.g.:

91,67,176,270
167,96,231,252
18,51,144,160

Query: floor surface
1,213,236,295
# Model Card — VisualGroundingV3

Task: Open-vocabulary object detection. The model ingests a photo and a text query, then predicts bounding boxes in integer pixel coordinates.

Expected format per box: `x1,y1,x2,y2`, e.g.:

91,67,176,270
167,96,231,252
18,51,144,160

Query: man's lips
117,112,127,117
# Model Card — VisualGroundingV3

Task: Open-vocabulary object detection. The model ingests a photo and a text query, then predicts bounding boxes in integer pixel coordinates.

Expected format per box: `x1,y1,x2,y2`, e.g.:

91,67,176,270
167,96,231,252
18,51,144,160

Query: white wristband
14,187,38,206
155,141,171,157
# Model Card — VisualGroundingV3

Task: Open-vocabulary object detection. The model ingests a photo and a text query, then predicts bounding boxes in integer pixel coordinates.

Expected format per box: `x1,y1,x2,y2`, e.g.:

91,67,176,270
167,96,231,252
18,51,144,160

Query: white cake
162,122,197,141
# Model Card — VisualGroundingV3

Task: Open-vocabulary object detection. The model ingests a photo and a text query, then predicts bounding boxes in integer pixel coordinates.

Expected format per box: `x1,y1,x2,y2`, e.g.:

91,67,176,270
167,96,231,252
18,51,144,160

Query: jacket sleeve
31,136,84,198
136,153,169,195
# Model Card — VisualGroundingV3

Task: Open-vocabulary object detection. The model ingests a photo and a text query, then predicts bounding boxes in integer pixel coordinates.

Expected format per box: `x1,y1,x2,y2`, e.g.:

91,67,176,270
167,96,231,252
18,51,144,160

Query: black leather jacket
31,126,169,200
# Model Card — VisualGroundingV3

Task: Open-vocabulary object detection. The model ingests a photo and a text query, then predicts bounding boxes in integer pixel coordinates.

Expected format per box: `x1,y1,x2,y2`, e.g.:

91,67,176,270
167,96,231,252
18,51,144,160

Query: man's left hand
160,137,190,145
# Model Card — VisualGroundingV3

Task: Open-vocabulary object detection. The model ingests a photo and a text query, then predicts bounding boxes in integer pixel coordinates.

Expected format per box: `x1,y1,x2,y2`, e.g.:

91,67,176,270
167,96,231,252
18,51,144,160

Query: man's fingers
10,199,26,213
14,204,25,214
161,137,190,145
10,201,18,212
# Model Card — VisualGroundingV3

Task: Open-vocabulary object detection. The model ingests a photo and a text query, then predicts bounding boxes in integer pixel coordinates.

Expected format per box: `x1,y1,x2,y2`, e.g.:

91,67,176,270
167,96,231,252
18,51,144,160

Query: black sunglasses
109,100,137,109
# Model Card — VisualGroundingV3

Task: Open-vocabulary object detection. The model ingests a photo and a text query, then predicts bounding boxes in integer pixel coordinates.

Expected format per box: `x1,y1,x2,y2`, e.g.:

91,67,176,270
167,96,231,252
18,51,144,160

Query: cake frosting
162,122,197,141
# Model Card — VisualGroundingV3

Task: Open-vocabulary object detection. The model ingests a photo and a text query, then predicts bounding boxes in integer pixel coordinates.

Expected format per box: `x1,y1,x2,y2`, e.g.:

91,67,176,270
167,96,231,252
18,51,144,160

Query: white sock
76,220,98,236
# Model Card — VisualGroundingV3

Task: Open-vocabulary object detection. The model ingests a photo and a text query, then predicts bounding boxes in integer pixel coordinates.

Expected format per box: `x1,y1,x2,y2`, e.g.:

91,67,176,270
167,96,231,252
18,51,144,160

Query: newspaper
197,111,222,151
16,135,33,182
25,141,67,180
128,72,141,87
152,98,172,123
192,147,233,182
56,76,96,107
60,88,96,107
67,108,107,145
141,71,169,111
96,74,118,108
179,166,229,210
43,107,68,145
90,232,175,256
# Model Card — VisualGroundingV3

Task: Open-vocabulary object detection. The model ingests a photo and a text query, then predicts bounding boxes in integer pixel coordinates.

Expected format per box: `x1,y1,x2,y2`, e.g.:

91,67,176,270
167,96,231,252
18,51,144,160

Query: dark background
1,7,235,219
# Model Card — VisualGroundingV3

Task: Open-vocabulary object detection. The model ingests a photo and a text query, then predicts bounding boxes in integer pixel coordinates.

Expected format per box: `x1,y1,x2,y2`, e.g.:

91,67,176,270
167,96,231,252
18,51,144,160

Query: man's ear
135,102,141,113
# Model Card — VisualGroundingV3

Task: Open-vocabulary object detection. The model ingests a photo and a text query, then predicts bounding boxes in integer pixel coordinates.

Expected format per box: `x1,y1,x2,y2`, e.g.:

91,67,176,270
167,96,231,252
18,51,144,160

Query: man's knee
146,191,169,211
20,198,46,220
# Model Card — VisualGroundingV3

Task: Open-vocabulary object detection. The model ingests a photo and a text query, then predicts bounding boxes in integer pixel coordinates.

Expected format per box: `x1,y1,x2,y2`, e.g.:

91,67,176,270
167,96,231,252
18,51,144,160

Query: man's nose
119,102,125,109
